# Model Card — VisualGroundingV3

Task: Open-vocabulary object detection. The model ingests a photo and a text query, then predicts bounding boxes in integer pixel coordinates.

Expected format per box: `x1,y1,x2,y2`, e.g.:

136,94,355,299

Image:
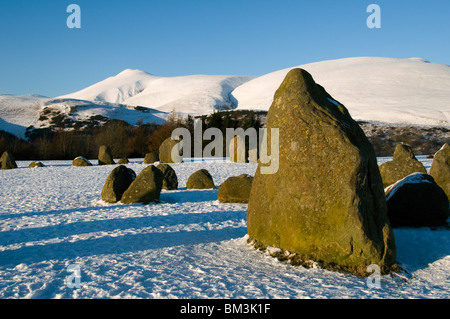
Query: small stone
121,165,163,204
72,156,92,167
101,165,136,203
156,163,178,190
218,174,253,203
186,169,215,189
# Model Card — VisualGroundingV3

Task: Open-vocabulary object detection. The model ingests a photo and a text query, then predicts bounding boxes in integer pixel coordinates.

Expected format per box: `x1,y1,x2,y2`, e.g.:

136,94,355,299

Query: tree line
0,110,264,160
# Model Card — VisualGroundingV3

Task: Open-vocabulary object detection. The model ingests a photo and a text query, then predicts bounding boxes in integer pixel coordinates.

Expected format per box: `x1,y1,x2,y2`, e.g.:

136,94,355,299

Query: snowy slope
0,95,168,138
58,69,254,115
231,57,450,126
0,157,448,299
0,95,49,137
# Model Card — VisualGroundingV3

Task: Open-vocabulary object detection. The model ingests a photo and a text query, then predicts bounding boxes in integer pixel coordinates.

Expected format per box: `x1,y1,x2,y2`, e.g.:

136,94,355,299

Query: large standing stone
121,165,163,204
156,163,178,190
144,151,159,164
385,173,449,227
72,156,92,167
246,68,396,273
0,151,18,169
98,145,115,165
101,165,136,203
430,143,450,200
218,174,253,203
186,169,215,189
379,143,427,188
159,137,183,163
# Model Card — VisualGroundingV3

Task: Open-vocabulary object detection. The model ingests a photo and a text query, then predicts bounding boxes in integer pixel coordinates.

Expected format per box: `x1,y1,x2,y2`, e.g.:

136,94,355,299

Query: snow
231,57,450,126
0,156,448,299
2,57,450,139
0,94,49,138
58,69,254,115
0,96,168,138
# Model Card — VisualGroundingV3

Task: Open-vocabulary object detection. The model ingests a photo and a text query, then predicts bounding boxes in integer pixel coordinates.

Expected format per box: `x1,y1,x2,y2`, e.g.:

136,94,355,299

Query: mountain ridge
1,57,449,139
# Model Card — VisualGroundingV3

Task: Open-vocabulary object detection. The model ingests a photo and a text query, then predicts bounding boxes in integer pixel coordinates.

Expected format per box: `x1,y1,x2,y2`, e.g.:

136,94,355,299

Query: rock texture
98,145,115,165
72,156,92,167
0,151,18,169
246,68,396,273
430,143,450,200
156,163,178,190
218,174,253,203
379,144,427,188
101,165,136,203
186,169,215,189
385,173,449,227
121,165,163,204
144,151,159,164
159,138,183,163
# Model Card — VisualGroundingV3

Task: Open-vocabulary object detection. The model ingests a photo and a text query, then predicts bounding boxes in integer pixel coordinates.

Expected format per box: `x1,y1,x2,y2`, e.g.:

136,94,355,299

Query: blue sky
1,0,449,97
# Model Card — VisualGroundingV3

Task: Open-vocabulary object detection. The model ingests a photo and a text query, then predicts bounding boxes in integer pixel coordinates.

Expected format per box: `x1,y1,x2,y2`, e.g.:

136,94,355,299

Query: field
0,157,449,299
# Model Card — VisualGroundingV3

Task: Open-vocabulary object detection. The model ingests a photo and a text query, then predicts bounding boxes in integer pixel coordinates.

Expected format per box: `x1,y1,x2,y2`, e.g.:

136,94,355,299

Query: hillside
58,69,254,114
231,57,450,126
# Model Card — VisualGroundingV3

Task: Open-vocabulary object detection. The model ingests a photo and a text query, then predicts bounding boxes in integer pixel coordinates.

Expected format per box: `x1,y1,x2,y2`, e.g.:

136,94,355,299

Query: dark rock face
430,143,450,200
379,144,427,188
0,151,18,169
101,165,136,203
144,151,159,164
186,169,215,189
72,156,92,167
218,174,253,203
121,165,163,204
156,163,178,190
385,173,449,227
246,68,396,272
98,145,115,165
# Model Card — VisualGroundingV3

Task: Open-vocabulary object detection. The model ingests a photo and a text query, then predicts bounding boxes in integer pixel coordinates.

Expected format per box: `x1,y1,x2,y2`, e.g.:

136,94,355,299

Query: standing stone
121,165,163,204
379,143,427,188
156,163,178,190
186,169,215,189
101,165,136,203
218,174,253,203
98,145,115,165
159,137,183,163
430,143,450,200
0,151,18,169
246,68,396,273
144,151,159,164
385,173,449,227
72,156,92,167
229,136,248,163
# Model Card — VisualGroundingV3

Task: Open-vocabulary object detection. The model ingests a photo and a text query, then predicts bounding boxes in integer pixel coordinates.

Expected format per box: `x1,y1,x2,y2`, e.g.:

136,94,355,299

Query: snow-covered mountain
58,69,254,114
1,57,449,139
231,57,450,126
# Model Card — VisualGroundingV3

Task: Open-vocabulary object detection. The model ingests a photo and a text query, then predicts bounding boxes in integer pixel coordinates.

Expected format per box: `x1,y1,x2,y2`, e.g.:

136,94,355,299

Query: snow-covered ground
0,157,448,299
